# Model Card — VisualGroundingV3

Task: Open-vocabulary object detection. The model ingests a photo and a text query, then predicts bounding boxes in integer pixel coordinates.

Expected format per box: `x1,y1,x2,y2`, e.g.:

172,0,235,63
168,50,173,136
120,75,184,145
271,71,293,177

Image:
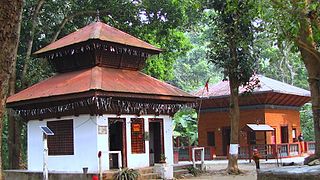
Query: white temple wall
27,115,99,172
27,114,174,172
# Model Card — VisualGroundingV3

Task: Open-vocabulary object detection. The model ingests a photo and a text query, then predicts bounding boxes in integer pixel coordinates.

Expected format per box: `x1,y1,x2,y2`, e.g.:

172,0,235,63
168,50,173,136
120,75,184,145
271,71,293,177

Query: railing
289,143,299,156
174,142,314,163
174,146,215,162
306,141,315,154
238,142,315,160
239,144,277,160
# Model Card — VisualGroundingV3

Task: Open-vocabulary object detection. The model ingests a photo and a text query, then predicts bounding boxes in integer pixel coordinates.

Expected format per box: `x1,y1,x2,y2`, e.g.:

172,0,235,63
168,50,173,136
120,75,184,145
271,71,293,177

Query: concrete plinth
257,165,320,180
4,170,97,180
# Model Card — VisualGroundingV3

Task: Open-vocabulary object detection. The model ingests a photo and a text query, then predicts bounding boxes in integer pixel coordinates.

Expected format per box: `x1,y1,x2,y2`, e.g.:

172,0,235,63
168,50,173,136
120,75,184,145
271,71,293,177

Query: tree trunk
0,0,24,178
228,76,240,174
8,0,45,168
7,13,23,169
295,0,320,158
227,39,240,174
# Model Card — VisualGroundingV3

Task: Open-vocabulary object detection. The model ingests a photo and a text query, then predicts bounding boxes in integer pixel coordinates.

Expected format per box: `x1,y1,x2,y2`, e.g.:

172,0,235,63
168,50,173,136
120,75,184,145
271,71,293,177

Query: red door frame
108,118,127,167
148,118,165,158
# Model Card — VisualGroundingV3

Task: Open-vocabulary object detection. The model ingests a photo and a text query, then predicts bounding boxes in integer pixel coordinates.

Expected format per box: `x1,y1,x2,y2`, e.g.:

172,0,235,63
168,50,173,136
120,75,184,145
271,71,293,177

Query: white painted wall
96,115,109,171
98,114,174,169
163,115,174,165
27,114,174,173
28,115,99,172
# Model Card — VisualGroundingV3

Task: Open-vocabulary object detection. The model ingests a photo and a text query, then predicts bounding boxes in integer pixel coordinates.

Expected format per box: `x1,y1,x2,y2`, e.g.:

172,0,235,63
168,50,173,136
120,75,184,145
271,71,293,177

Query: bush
113,168,140,180
187,166,203,177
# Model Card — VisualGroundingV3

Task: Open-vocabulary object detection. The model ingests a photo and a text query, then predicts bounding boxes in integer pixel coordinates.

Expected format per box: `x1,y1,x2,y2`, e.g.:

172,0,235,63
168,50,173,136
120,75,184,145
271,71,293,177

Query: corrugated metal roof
34,22,162,55
244,124,274,132
7,66,194,104
195,75,310,98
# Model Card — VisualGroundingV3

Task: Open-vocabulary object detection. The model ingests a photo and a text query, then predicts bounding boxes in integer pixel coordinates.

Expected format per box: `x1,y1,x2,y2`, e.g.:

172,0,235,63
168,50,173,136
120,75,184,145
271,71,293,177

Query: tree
256,31,309,89
206,1,259,174
170,21,223,92
0,0,24,177
262,0,320,159
3,0,204,168
300,103,314,141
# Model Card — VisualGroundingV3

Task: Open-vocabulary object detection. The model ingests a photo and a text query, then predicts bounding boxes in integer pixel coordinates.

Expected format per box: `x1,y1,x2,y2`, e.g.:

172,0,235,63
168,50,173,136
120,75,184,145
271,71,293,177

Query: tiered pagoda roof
7,21,195,120
195,75,310,109
34,22,161,55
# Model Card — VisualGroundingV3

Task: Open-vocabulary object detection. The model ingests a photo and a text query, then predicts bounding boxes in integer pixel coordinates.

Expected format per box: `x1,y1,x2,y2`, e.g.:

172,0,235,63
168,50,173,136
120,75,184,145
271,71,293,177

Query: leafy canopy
206,0,259,85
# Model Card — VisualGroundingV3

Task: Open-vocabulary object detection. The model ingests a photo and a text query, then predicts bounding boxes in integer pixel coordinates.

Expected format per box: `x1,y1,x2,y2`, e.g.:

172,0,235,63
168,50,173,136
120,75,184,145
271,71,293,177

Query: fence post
189,146,192,161
248,145,251,163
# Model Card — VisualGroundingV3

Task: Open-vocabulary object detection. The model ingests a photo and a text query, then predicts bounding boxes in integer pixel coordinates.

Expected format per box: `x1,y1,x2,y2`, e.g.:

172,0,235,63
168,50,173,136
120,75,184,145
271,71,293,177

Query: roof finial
96,10,100,22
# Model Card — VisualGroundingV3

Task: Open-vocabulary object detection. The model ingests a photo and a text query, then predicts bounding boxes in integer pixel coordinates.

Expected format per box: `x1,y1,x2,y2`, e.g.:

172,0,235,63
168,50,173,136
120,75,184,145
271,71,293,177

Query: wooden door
222,127,231,156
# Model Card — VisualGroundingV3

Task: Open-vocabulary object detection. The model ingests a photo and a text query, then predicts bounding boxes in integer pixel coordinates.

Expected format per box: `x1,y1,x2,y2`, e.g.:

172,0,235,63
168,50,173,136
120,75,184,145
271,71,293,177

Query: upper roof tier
34,21,162,56
7,66,195,107
34,22,163,72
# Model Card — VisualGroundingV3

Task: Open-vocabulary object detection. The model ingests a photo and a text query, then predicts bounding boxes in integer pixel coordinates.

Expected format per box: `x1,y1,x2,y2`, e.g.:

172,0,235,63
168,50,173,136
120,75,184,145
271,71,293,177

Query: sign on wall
98,126,108,134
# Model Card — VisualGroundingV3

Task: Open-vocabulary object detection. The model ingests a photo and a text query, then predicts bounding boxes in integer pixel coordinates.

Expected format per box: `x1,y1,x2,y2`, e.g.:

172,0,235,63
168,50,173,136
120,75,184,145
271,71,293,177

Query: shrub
187,166,203,177
113,168,140,180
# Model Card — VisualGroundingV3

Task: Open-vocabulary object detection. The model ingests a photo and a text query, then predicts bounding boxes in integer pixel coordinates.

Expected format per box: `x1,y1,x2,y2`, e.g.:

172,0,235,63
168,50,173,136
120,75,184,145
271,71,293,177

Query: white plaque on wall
98,126,108,134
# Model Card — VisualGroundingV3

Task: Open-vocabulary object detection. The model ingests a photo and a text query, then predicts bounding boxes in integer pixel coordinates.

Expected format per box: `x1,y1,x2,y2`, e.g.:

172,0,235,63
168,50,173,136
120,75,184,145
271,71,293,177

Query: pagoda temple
6,22,195,176
195,75,310,157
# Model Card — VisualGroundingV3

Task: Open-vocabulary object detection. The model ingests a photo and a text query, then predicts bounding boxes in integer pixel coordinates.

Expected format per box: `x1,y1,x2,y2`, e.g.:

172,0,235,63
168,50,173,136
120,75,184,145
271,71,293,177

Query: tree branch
21,0,46,88
51,10,112,43
296,38,320,62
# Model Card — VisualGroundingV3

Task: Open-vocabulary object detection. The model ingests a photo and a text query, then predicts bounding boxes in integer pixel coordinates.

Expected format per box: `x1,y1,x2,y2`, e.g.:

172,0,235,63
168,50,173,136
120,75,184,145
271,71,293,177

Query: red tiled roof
194,75,310,98
7,66,194,104
34,22,161,55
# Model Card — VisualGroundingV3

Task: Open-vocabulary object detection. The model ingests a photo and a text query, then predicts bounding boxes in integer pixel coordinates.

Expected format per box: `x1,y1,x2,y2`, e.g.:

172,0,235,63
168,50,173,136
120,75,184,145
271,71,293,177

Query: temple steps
103,167,161,180
173,164,193,178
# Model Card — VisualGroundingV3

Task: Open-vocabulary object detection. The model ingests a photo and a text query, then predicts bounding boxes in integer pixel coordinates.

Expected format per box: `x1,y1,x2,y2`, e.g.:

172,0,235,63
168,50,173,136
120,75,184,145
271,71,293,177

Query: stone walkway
258,165,320,180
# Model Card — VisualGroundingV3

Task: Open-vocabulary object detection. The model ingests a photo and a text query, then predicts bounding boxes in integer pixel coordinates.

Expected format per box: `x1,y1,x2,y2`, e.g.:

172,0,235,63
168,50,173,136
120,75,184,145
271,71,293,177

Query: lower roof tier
7,66,195,106
199,91,310,109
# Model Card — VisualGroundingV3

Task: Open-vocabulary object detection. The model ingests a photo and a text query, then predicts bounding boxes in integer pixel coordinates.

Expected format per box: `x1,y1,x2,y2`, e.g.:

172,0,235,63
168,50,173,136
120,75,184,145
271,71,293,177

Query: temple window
47,120,74,155
131,118,145,153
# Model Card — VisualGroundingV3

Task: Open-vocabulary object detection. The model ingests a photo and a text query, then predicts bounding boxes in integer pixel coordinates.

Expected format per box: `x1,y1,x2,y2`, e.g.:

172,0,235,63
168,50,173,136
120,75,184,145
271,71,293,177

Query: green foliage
113,168,140,180
255,31,309,89
144,29,193,80
170,27,222,92
257,0,316,141
160,153,167,163
260,0,319,47
300,103,314,141
15,0,204,89
187,166,203,176
3,0,205,170
206,0,259,86
173,107,198,146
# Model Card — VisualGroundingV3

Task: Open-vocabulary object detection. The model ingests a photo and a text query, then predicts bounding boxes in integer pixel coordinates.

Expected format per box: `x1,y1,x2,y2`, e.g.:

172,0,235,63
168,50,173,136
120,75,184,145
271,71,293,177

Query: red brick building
195,75,310,156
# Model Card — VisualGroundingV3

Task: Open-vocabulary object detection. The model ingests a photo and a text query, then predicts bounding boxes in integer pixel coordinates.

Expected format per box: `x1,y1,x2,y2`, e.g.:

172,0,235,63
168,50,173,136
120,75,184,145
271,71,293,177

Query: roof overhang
242,124,274,132
7,89,196,108
7,92,196,121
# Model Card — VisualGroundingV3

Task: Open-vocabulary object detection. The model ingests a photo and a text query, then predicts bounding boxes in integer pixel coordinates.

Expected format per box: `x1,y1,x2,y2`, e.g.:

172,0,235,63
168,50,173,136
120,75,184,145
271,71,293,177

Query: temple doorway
222,127,231,156
109,118,127,168
149,119,164,165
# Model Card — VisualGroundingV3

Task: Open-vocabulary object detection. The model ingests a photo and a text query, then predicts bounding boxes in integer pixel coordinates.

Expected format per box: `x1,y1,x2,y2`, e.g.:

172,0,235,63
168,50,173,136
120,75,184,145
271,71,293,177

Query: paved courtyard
178,157,305,180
